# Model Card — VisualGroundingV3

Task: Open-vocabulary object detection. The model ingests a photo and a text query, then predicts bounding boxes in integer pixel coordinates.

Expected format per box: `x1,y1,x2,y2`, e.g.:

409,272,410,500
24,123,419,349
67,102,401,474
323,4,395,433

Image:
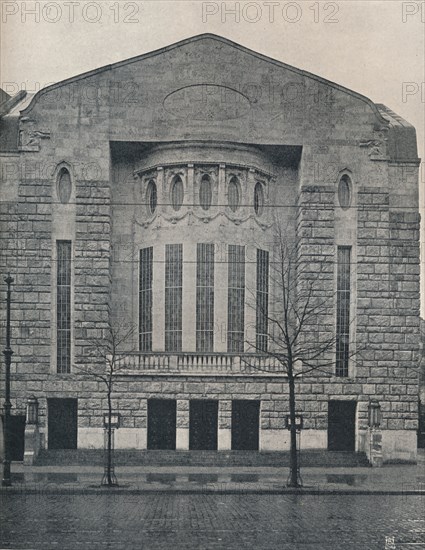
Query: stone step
35,449,370,467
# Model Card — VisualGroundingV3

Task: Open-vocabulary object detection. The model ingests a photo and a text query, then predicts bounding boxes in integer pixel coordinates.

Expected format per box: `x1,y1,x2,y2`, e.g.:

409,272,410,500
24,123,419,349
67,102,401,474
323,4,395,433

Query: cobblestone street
0,493,424,549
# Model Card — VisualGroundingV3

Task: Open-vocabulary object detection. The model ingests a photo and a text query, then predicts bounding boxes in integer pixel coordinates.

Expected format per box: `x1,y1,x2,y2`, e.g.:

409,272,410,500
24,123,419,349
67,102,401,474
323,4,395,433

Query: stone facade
0,35,421,462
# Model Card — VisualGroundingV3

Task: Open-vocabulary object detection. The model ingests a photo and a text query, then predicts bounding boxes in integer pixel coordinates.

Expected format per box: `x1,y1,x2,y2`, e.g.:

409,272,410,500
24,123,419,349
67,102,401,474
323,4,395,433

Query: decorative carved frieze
359,125,389,160
18,118,51,151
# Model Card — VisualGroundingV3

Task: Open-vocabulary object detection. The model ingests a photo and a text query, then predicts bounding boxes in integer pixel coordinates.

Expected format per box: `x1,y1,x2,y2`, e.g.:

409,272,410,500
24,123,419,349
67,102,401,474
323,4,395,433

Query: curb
1,487,424,496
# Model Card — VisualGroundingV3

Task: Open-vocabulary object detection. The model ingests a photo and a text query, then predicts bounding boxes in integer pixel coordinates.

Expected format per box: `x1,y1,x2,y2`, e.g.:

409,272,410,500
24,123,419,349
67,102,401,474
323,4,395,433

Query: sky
1,0,424,302
1,1,423,162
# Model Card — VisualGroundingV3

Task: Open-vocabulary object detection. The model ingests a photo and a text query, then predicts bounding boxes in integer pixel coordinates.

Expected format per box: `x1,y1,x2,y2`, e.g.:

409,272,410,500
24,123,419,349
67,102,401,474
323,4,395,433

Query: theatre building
0,34,421,463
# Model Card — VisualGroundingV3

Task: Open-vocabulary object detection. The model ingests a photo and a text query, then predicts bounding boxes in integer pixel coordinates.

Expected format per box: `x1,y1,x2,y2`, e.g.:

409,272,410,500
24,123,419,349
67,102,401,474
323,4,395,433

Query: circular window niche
199,175,212,211
254,182,264,216
171,176,184,211
146,180,157,215
228,176,240,212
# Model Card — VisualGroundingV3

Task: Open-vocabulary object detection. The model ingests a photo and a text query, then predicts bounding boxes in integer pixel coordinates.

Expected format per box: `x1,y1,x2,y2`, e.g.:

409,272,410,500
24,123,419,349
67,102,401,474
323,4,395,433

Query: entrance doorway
189,400,218,450
48,398,78,449
1,415,26,461
147,399,176,450
328,400,356,451
231,400,260,450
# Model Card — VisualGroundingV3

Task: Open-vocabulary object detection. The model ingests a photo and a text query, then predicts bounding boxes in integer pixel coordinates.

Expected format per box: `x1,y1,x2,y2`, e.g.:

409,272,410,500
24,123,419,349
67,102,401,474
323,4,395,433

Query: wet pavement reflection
0,493,423,549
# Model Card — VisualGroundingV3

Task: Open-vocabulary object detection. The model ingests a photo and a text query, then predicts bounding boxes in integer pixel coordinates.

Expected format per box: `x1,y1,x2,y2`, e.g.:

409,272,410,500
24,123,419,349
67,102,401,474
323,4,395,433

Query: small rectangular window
227,245,245,352
336,246,351,377
196,243,215,352
165,244,183,352
139,247,153,352
256,249,269,352
57,240,71,373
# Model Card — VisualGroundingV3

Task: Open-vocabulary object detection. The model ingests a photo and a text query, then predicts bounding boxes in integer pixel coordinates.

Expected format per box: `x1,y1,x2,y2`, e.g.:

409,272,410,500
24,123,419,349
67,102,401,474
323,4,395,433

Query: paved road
0,493,424,549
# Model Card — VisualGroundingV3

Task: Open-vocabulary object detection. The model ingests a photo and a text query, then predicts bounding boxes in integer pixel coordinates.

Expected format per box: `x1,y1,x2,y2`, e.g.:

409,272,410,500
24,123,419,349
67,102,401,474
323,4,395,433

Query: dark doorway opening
189,400,218,450
328,400,356,451
231,400,260,450
48,398,78,450
147,399,177,450
1,415,26,461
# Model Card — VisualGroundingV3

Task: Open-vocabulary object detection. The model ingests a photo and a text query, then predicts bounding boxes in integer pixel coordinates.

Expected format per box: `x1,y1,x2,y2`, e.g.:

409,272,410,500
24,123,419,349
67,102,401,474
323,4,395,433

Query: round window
57,168,72,204
254,182,264,216
171,176,184,211
228,177,240,212
199,175,212,211
146,180,157,215
338,175,351,210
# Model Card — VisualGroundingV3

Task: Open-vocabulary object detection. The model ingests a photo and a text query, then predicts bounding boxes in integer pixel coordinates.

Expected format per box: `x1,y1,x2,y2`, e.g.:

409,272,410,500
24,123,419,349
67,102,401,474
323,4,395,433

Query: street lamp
285,414,304,431
368,400,382,428
367,400,383,467
26,396,39,425
2,274,13,487
103,412,120,429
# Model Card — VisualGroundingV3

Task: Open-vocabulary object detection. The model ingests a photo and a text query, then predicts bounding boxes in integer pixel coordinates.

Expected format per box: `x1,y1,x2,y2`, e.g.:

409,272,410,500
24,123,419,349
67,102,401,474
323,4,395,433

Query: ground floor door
1,415,26,461
189,400,218,450
231,400,260,450
328,400,356,451
48,398,78,450
147,399,176,450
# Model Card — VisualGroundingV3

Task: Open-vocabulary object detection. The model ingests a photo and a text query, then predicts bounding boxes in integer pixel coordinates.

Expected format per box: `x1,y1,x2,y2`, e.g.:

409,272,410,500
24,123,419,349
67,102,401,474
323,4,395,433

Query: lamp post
2,274,13,487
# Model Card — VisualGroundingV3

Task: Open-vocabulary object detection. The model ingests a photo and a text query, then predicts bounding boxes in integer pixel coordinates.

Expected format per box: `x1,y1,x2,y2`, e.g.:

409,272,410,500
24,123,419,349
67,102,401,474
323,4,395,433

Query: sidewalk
1,458,424,495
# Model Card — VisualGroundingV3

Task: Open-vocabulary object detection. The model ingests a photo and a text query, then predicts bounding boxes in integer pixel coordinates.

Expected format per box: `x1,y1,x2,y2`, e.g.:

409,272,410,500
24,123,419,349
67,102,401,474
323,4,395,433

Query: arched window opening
254,182,264,216
199,174,212,211
338,175,352,210
57,168,72,204
146,180,157,215
228,176,240,212
171,176,184,211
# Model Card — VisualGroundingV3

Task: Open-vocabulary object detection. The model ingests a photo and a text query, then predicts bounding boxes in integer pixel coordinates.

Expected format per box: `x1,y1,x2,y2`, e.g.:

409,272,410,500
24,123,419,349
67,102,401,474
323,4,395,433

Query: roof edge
21,33,388,125
0,90,27,118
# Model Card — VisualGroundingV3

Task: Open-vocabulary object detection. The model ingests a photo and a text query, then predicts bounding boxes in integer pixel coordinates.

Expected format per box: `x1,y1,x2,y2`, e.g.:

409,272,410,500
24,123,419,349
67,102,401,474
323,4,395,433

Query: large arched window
199,174,212,211
228,176,240,212
171,175,184,211
254,182,264,216
57,167,72,204
146,180,157,215
338,174,352,210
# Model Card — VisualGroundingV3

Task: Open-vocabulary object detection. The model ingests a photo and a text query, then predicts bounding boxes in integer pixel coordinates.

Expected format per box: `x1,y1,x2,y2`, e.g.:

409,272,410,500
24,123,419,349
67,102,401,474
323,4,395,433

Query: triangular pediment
23,34,384,122
16,33,417,163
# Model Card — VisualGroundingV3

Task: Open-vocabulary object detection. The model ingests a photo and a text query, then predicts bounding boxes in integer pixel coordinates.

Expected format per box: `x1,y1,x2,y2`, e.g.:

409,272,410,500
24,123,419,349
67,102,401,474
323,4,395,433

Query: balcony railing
111,352,287,377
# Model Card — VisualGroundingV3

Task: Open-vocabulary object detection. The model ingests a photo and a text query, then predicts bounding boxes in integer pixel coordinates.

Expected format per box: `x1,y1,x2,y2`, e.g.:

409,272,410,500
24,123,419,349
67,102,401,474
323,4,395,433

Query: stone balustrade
111,352,287,377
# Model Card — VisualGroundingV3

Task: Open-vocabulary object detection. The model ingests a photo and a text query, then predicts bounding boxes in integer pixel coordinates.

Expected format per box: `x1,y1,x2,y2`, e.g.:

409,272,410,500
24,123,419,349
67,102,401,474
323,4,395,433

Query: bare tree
75,320,136,486
244,224,357,487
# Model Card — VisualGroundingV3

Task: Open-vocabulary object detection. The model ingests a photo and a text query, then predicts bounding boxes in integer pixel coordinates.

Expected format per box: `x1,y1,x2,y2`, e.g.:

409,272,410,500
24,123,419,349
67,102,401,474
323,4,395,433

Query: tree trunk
288,369,300,487
107,390,113,486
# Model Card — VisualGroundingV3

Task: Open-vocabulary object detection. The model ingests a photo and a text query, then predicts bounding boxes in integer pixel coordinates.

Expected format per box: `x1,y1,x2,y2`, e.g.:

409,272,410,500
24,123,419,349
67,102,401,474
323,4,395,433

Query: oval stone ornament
163,84,251,121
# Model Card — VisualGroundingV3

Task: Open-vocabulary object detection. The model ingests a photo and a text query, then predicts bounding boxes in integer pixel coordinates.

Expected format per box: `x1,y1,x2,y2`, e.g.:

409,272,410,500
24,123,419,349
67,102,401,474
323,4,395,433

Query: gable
17,35,417,162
